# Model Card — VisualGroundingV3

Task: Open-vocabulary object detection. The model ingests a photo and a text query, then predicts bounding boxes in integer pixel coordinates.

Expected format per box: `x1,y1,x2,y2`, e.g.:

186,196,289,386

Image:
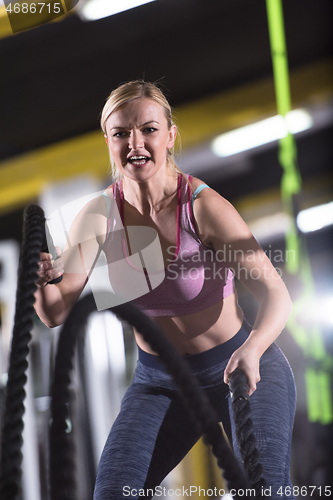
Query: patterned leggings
94,321,296,499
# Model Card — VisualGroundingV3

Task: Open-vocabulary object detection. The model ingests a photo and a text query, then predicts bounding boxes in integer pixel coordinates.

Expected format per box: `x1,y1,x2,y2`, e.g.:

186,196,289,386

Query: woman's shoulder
189,176,230,207
81,180,119,215
188,175,208,191
69,190,113,244
103,182,116,198
79,190,110,217
189,177,249,239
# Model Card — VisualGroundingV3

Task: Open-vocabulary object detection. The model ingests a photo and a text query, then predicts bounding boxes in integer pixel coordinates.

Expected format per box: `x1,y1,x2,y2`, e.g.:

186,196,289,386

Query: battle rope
49,292,267,500
230,370,267,497
0,204,45,500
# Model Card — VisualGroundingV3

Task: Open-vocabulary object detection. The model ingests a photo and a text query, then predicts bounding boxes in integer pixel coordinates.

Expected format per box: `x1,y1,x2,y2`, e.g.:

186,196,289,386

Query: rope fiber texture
230,370,268,497
0,205,45,500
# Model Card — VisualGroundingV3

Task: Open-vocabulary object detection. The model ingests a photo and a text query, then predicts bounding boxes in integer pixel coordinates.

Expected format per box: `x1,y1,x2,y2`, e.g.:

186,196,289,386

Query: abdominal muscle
134,290,244,356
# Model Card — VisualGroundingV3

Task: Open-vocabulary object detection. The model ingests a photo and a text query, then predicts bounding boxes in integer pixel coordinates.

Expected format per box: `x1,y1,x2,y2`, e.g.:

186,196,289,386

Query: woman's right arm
34,196,106,328
34,251,88,328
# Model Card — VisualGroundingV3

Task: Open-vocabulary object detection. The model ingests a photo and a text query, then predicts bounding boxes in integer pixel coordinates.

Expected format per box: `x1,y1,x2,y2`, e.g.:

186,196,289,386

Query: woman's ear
167,124,177,150
104,134,109,146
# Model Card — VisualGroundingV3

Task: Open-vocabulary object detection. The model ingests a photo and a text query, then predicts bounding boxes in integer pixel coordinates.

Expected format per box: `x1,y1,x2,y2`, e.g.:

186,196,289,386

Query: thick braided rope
49,301,92,500
50,293,249,500
230,371,267,497
0,204,45,500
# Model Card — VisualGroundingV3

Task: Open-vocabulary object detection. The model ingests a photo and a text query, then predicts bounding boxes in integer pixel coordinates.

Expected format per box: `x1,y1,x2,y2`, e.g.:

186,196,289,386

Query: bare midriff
134,291,244,356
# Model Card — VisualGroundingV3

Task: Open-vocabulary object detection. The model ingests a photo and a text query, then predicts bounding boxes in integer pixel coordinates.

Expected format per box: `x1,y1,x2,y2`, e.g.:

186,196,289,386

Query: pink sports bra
102,174,234,317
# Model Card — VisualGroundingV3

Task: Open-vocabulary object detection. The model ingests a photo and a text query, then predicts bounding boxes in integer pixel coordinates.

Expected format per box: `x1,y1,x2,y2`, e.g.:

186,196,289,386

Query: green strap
266,0,333,424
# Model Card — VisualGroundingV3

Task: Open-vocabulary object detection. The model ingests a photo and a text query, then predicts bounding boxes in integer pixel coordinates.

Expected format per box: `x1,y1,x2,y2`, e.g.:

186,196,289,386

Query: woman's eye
113,131,128,138
143,127,157,134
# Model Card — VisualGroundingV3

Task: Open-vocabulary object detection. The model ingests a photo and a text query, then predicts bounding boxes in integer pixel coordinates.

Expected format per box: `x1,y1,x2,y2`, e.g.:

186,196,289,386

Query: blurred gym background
0,0,332,498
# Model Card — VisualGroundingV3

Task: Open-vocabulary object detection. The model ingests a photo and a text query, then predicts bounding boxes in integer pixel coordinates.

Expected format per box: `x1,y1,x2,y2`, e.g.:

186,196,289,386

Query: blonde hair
100,80,186,183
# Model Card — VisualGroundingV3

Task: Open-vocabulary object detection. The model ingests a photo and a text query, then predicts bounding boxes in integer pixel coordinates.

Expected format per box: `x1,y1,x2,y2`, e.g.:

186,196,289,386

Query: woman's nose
129,130,144,150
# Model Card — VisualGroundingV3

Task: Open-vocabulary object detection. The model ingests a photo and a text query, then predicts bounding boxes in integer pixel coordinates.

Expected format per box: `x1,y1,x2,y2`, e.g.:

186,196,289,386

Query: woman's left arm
193,187,293,395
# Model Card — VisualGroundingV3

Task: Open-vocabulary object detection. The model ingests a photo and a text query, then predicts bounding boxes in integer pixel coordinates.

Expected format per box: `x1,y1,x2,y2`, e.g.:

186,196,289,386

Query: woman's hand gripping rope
224,340,261,396
228,368,268,497
36,224,64,287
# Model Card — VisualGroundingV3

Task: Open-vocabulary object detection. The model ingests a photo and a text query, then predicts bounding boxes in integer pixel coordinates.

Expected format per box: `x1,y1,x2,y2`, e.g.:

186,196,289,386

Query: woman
35,81,296,499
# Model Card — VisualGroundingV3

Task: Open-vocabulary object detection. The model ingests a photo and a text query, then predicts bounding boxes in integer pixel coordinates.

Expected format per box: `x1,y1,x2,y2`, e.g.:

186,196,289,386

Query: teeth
129,156,148,160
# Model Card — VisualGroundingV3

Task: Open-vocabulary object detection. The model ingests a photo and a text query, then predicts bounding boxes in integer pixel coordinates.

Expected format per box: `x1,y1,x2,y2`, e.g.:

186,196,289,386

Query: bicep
223,234,283,301
195,192,284,300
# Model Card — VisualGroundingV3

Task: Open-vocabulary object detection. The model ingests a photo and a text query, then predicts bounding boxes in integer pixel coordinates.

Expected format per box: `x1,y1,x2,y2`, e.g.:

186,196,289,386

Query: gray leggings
94,322,296,499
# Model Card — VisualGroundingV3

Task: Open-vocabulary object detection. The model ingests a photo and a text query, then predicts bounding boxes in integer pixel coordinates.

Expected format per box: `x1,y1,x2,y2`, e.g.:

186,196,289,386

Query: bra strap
191,184,210,211
102,191,111,219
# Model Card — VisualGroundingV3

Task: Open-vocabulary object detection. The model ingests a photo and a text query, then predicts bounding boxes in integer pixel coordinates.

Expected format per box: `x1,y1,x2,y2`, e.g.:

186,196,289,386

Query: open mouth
127,155,151,166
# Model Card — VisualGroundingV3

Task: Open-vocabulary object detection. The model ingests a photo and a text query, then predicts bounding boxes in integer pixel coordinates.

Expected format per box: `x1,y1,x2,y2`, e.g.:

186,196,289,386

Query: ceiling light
211,109,313,157
79,0,156,21
299,294,333,328
296,201,333,233
248,212,292,243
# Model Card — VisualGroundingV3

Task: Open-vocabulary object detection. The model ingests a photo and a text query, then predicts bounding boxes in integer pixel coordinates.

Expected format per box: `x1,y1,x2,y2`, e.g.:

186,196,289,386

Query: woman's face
104,97,177,182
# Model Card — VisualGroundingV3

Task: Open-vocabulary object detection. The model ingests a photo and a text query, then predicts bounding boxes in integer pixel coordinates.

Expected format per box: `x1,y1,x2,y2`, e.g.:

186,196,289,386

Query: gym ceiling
0,0,332,225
